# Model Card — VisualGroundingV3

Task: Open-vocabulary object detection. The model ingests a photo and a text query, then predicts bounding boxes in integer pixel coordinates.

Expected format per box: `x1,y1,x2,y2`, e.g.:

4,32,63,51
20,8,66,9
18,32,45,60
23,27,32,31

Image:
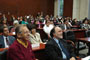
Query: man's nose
28,33,30,36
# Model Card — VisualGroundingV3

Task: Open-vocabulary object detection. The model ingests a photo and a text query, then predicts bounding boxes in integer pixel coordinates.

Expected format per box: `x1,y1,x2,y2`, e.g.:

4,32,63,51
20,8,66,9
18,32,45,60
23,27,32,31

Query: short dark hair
50,26,62,38
63,19,67,23
82,19,88,23
0,25,8,33
27,24,36,31
45,20,50,24
50,27,55,38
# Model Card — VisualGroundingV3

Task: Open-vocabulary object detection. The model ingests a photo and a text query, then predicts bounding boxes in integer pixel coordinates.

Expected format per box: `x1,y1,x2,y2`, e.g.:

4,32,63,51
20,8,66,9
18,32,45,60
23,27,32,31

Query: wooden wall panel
63,0,73,17
0,0,54,16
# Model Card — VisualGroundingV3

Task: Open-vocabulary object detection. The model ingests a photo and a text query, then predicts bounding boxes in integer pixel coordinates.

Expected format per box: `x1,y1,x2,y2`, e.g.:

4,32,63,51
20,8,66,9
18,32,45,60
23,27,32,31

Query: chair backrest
85,30,90,37
63,30,76,42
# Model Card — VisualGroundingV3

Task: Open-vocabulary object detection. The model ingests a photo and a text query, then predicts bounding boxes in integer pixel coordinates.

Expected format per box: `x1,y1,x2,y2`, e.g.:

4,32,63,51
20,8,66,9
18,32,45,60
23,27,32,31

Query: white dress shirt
53,38,67,59
43,24,54,35
3,36,9,48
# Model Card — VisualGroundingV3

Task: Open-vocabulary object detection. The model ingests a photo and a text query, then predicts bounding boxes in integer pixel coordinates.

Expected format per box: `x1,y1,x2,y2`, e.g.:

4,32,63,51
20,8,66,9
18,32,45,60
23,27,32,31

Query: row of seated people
0,24,90,60
0,17,90,59
0,14,90,42
0,25,38,60
0,20,89,48
1,12,89,60
0,25,77,60
0,13,90,30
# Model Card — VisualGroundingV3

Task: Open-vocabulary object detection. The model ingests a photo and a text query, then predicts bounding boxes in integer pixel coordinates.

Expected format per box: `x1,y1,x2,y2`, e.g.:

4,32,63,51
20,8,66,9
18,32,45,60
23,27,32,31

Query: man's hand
70,57,76,60
36,59,39,60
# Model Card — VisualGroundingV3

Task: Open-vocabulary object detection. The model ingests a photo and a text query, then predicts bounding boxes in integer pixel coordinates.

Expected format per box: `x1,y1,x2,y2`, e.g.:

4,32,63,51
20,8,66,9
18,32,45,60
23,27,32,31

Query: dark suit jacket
45,38,75,60
0,35,15,48
59,24,71,30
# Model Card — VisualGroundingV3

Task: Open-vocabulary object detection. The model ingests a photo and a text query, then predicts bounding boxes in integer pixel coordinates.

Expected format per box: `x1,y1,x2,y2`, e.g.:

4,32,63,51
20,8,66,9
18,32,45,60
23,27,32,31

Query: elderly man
45,26,76,60
7,25,36,60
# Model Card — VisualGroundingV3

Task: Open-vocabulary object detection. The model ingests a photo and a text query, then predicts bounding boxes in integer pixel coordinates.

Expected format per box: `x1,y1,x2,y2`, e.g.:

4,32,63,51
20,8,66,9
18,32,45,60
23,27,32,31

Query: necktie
59,40,70,59
6,37,9,46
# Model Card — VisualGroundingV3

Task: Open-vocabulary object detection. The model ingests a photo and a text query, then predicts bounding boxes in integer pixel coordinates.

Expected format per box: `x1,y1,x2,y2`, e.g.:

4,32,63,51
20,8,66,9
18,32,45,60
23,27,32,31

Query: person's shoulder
46,38,54,45
30,34,34,38
30,33,33,36
9,40,18,51
49,24,54,26
60,39,67,44
8,36,15,39
0,35,3,38
36,33,40,35
0,35,3,41
0,35,4,39
27,40,32,47
8,36,14,38
43,25,46,28
60,39,66,42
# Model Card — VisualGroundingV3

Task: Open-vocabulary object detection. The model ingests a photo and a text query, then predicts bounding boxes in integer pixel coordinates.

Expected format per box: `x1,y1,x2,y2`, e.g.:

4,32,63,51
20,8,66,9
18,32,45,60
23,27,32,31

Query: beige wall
73,0,89,20
54,0,89,20
54,0,58,17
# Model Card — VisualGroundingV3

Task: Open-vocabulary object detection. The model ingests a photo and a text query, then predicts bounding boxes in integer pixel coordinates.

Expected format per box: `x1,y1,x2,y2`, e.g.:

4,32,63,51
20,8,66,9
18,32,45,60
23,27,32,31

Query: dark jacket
0,35,15,48
45,38,76,60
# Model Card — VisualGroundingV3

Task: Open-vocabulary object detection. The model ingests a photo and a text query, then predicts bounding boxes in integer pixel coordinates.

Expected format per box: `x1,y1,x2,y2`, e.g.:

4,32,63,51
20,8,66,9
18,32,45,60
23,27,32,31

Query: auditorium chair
85,30,90,37
63,30,86,55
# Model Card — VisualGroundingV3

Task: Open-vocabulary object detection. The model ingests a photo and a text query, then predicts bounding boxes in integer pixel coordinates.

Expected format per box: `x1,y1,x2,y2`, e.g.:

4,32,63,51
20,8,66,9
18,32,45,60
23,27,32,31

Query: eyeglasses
19,31,30,34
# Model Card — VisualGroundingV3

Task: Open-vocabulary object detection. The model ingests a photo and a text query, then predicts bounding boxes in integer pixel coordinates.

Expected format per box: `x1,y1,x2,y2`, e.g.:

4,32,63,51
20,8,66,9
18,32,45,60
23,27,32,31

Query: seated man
7,25,36,60
43,20,54,37
45,26,76,60
0,25,15,48
61,20,72,30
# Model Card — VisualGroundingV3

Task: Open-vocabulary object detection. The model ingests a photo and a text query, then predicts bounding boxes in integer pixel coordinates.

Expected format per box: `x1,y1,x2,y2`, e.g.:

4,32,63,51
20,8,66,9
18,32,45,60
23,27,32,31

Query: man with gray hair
45,26,76,60
7,25,36,60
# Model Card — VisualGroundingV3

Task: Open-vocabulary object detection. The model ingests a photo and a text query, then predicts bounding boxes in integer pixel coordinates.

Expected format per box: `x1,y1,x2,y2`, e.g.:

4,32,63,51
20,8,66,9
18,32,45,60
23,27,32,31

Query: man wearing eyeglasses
7,25,36,60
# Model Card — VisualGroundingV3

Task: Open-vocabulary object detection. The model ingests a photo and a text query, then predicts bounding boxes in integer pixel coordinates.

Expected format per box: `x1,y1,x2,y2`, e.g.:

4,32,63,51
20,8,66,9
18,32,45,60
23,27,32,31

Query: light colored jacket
30,33,43,44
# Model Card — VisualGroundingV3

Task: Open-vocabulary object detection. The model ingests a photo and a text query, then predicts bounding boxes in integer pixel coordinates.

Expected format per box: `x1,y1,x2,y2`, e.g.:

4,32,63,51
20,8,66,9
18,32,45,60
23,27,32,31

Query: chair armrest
67,40,75,47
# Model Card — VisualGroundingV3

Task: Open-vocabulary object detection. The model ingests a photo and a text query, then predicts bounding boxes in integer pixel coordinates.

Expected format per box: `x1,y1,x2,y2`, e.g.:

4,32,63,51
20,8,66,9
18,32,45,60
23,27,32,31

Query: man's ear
17,33,22,38
53,33,55,37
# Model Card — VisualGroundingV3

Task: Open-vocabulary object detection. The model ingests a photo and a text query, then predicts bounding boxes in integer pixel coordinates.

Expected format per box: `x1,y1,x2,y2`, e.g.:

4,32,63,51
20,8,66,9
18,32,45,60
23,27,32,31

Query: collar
17,39,28,48
3,36,8,39
53,37,59,44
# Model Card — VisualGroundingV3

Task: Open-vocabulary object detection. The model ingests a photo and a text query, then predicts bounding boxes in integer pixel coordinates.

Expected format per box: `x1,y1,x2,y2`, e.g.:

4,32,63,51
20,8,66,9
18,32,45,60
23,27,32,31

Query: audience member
0,25,15,48
27,24,43,44
61,20,71,30
72,18,78,26
7,25,36,60
81,19,90,29
45,26,76,60
10,20,19,33
43,20,54,37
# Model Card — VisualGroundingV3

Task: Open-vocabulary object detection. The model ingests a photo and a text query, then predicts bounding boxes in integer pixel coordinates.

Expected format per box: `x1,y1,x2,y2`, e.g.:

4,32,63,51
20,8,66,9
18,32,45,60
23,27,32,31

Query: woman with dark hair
27,24,43,44
72,18,78,26
1,19,9,26
81,19,90,29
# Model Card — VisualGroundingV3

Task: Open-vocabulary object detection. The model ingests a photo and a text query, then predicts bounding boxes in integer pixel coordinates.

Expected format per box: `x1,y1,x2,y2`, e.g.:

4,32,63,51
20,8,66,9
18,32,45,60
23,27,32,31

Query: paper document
31,43,40,48
81,56,90,60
